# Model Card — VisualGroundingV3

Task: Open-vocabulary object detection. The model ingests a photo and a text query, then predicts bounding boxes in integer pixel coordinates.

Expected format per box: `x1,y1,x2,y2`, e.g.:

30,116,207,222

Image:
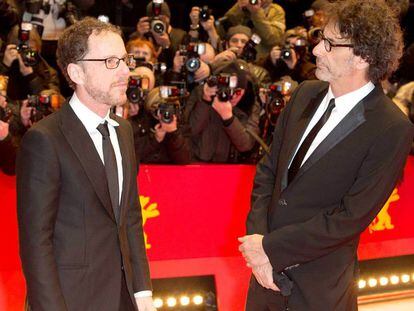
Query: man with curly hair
239,0,414,310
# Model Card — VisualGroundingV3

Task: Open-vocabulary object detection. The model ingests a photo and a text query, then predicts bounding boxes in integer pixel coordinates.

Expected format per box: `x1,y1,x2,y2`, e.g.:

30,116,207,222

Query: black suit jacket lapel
113,116,132,227
294,101,366,182
59,103,116,221
280,87,328,191
288,85,384,185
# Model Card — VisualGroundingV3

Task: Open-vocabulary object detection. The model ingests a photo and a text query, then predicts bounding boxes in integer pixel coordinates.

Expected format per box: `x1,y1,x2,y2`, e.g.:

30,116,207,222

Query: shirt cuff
134,290,153,298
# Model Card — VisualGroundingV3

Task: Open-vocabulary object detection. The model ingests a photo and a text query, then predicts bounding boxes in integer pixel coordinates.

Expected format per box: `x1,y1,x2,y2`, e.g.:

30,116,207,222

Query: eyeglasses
317,32,354,52
77,54,135,69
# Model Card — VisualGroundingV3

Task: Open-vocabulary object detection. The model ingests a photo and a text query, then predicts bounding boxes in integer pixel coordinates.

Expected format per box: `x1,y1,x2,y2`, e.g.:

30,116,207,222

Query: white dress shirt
69,93,151,299
290,81,375,168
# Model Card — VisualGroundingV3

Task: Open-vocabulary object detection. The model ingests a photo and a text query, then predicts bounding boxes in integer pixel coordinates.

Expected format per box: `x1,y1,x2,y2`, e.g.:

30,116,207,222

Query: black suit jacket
247,81,414,310
17,102,151,311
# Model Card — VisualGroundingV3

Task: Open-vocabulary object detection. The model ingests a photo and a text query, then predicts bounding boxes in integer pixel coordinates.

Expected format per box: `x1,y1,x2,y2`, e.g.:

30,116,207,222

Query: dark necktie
97,121,120,223
288,98,336,184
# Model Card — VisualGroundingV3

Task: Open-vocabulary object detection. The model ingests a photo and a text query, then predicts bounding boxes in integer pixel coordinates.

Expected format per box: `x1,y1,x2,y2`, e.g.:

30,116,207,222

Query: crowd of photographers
1,0,414,174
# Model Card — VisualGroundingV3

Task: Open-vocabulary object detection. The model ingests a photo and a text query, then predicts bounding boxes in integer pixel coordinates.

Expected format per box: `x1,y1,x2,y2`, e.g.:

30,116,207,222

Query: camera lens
152,20,165,34
185,58,200,72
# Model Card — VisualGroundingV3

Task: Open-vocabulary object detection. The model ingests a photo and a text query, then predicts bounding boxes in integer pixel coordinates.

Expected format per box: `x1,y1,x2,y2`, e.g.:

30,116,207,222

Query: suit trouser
246,276,287,311
119,272,137,311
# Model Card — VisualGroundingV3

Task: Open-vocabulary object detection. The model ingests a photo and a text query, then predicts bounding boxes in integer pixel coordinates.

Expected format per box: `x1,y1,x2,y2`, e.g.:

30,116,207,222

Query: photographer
188,6,220,50
260,27,316,83
128,67,191,164
213,25,270,88
220,0,286,60
131,1,186,68
165,42,211,91
0,24,60,101
185,59,260,163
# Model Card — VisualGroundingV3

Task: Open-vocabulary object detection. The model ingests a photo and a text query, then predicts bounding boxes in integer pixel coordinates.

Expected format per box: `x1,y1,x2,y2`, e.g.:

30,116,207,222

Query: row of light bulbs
358,273,414,289
153,295,204,308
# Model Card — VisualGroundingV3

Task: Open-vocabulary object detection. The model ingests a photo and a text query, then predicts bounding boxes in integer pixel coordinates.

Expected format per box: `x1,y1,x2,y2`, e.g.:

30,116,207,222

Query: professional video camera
27,94,54,123
240,33,261,62
206,73,238,102
126,75,150,106
149,0,166,34
17,23,39,67
199,5,212,22
179,42,206,73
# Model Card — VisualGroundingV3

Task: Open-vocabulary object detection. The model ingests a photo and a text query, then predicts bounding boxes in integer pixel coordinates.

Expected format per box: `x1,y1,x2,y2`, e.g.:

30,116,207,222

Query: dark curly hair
56,17,122,89
326,0,403,83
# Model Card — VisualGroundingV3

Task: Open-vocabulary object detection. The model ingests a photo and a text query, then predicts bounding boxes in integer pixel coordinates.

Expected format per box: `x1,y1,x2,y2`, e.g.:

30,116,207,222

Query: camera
280,45,292,61
179,43,206,73
127,75,150,105
199,5,211,22
206,73,238,102
17,23,39,67
27,94,53,123
261,81,292,125
0,104,12,122
129,56,167,74
149,0,166,34
240,33,261,62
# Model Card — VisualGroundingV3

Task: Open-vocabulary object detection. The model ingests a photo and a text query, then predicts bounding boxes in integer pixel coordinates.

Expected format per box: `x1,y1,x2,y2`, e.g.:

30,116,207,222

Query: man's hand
194,61,210,82
137,16,150,36
246,0,262,13
152,31,171,49
154,115,178,142
20,99,33,128
3,44,18,67
0,95,7,109
128,103,140,117
201,15,215,32
0,120,9,141
18,54,34,76
252,262,280,291
213,49,237,64
270,46,281,65
238,0,249,9
238,234,269,267
212,97,233,120
173,51,185,73
135,296,156,311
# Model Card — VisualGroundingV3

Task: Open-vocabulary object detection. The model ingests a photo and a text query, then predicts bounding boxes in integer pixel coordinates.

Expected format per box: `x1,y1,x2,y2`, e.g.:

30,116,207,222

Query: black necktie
97,121,120,223
288,98,336,183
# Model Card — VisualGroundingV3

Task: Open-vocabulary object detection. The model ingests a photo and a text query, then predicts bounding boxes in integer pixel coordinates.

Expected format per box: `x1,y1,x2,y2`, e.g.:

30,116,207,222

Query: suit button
121,265,124,271
278,199,288,206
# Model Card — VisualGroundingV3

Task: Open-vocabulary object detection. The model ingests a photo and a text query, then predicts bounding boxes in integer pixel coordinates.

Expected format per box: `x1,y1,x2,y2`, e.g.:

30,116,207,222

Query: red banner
1,158,414,310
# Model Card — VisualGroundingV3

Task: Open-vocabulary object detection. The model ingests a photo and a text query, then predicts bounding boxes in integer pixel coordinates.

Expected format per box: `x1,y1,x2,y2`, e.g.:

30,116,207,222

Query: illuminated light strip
358,272,414,290
152,294,207,308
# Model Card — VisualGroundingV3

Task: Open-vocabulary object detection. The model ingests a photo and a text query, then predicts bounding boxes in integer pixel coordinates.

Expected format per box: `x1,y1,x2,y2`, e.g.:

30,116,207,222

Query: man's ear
353,54,370,71
67,63,86,86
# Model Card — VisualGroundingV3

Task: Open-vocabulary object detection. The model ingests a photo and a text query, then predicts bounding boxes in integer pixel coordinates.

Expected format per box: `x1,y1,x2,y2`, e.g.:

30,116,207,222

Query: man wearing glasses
17,18,155,311
239,0,414,310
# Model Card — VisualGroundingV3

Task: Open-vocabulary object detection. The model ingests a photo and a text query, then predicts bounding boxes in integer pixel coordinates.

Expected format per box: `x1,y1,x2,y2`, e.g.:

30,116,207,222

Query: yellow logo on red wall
369,188,399,233
140,195,160,249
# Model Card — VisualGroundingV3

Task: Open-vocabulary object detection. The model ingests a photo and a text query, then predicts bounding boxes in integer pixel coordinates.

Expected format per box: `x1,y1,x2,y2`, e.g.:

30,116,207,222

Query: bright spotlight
166,297,177,307
368,278,377,287
153,298,163,308
180,296,190,306
379,277,389,286
193,295,203,305
390,275,400,285
401,274,410,283
358,279,366,289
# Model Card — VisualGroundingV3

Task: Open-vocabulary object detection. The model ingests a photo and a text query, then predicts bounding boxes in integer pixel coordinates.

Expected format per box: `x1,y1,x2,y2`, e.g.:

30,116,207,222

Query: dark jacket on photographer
129,108,191,165
0,54,60,100
185,82,260,163
221,1,286,60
